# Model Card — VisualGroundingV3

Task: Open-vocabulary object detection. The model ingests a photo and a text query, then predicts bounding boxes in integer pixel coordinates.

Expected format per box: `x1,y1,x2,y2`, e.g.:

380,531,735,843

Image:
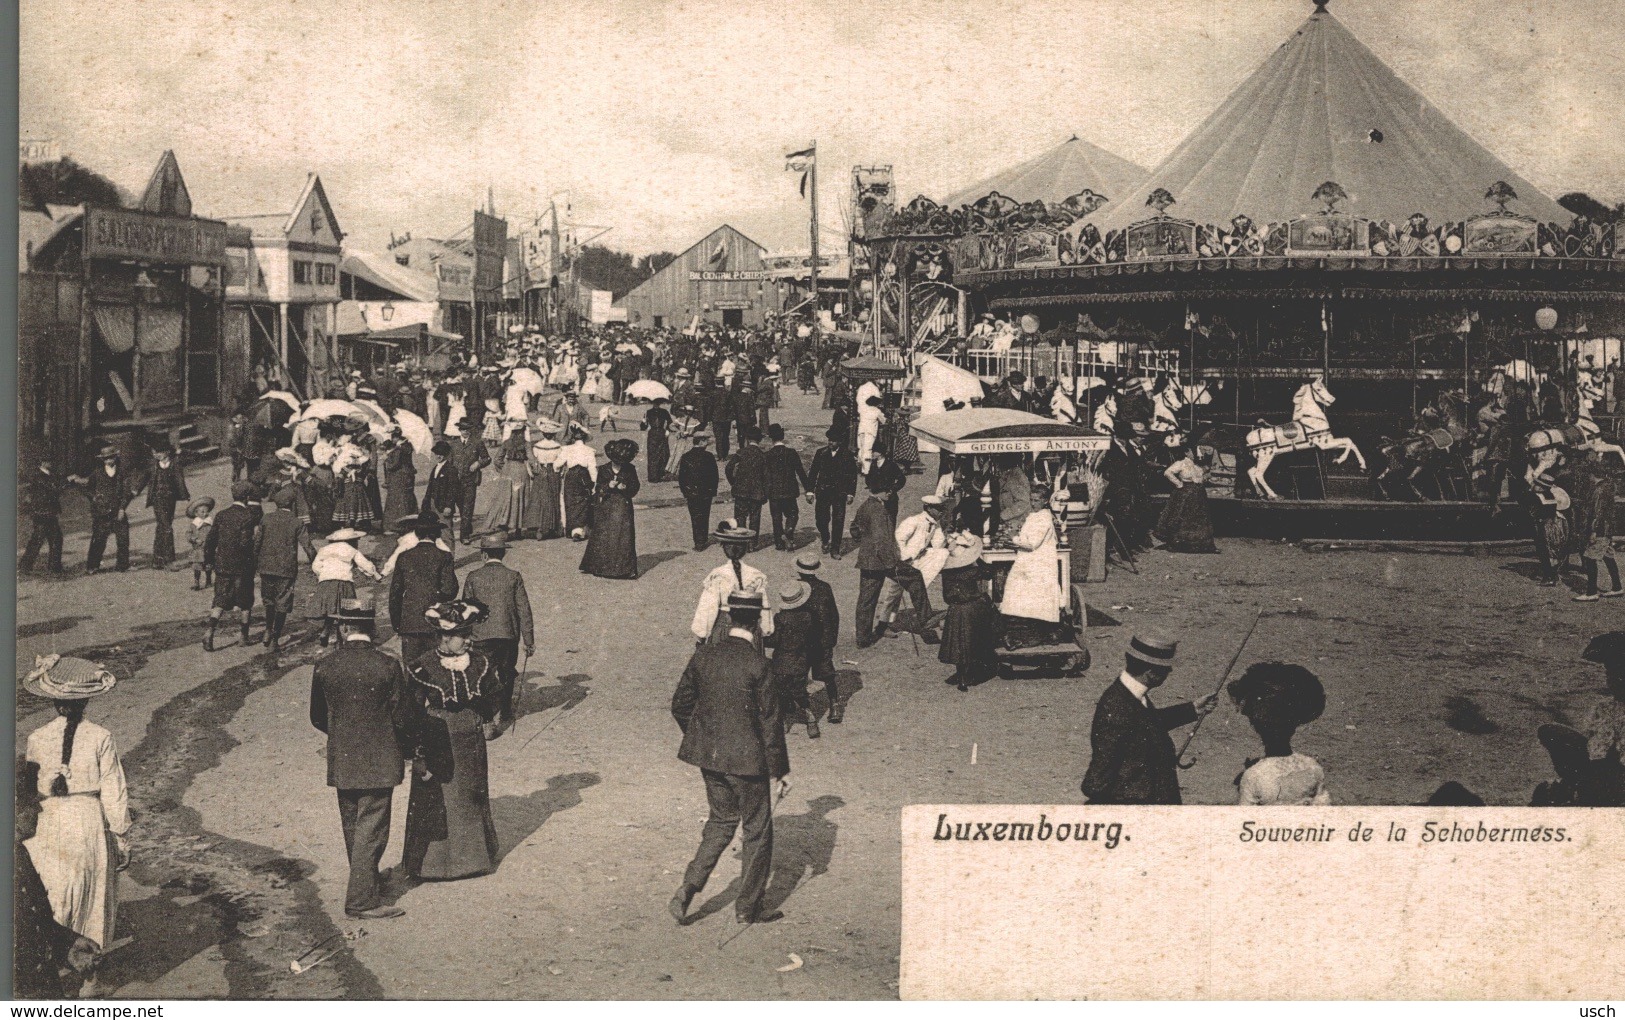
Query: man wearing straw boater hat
1079,633,1218,805
668,589,790,926
309,597,413,920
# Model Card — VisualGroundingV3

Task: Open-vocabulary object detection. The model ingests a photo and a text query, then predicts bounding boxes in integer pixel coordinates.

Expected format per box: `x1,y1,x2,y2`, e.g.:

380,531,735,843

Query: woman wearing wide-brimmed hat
691,521,776,645
402,601,501,880
1226,662,1332,805
22,655,131,958
580,438,641,579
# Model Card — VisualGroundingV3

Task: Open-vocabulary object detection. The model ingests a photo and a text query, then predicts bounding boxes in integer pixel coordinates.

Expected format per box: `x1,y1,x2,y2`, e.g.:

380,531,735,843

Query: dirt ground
14,387,1618,1000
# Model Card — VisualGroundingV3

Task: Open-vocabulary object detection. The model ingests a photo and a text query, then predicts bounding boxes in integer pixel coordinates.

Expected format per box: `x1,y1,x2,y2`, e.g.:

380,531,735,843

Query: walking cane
1176,608,1264,770
507,647,529,740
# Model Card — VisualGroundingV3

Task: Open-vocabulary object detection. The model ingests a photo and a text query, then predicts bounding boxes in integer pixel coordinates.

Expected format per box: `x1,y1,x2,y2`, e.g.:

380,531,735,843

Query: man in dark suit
1079,633,1217,805
421,441,463,530
866,449,906,523
461,533,535,737
669,591,790,926
146,441,190,569
310,597,416,920
763,424,810,551
806,427,858,558
19,456,65,574
390,513,460,668
204,482,263,651
726,427,769,545
676,433,719,552
70,444,137,573
448,425,492,542
732,380,759,452
796,553,844,722
256,486,316,653
702,378,734,459
850,474,901,648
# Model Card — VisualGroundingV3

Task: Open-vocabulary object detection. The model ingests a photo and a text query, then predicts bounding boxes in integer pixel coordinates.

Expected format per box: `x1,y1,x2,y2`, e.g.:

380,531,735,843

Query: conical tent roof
1100,3,1568,232
943,135,1147,210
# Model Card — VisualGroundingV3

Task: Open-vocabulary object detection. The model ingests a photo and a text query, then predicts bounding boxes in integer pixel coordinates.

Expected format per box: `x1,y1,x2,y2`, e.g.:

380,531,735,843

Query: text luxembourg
933,813,1124,849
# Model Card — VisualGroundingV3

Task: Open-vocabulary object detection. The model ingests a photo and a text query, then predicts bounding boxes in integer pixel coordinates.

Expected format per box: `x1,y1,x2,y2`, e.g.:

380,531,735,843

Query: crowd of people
14,316,1625,991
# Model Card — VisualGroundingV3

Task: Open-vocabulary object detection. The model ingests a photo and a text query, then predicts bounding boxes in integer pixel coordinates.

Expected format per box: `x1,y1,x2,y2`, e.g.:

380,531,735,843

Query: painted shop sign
689,270,771,281
84,207,229,266
953,437,1109,454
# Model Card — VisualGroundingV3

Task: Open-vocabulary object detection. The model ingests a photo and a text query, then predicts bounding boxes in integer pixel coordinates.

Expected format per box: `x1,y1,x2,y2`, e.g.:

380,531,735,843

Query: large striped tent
944,135,1147,212
1100,2,1568,232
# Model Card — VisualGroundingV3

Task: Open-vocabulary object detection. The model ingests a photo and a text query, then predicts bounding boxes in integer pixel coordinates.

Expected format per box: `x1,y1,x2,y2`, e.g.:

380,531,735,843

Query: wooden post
809,141,820,340
78,257,93,441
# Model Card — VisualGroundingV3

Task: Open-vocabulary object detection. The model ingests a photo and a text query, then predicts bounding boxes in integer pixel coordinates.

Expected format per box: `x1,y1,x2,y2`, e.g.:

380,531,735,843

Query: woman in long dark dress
938,535,1001,691
580,438,641,579
382,430,418,531
521,437,562,540
402,600,501,881
560,427,597,541
1154,443,1217,553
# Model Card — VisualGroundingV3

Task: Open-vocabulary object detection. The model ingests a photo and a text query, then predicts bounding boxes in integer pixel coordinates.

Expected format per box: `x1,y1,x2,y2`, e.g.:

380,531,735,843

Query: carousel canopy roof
943,135,1147,211
911,408,1108,454
1099,3,1568,232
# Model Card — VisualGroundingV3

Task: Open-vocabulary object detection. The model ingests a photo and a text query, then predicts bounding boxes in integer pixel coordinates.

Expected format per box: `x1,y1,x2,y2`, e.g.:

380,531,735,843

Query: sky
20,0,1625,258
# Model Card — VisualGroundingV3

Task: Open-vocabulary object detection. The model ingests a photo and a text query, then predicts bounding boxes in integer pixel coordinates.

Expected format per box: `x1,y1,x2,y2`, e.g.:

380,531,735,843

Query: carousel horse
1377,399,1473,501
1245,378,1368,500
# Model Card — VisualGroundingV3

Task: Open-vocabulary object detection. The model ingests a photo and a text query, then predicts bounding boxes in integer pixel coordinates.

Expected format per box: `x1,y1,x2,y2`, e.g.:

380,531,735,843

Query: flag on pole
786,144,816,197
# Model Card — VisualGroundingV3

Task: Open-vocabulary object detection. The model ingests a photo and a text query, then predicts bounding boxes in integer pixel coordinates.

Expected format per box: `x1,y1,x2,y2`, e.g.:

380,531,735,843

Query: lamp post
380,300,395,324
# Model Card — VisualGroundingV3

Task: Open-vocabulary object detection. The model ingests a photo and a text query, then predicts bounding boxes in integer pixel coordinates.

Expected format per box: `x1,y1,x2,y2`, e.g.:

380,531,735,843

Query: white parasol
616,342,642,354
261,390,302,413
392,409,433,453
626,380,672,402
297,398,365,422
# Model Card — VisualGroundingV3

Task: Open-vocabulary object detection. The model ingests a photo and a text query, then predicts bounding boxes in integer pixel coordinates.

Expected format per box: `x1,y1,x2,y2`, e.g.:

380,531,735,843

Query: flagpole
809,140,820,342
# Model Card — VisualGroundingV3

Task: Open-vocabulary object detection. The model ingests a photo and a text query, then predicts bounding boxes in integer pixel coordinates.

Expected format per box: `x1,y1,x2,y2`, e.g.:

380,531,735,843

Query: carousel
863,1,1625,542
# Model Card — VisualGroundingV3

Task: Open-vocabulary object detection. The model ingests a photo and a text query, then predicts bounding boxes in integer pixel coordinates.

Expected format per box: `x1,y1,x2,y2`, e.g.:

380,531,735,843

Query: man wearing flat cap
1080,633,1218,805
669,590,790,926
309,597,415,920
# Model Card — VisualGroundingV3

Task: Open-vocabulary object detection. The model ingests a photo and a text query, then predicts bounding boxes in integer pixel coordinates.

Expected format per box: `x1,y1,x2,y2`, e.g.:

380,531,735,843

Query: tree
637,251,677,276
1557,192,1623,225
20,157,125,209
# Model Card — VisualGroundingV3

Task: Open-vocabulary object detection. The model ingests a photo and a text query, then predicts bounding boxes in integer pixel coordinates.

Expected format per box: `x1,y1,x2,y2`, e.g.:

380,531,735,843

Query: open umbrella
297,398,364,422
626,380,672,402
351,399,390,425
392,409,433,453
616,342,642,354
508,367,545,396
261,390,301,413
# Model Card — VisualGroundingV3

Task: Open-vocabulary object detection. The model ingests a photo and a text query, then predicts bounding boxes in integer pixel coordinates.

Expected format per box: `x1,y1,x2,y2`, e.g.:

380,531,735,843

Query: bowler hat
1126,632,1178,669
231,481,259,502
766,424,785,442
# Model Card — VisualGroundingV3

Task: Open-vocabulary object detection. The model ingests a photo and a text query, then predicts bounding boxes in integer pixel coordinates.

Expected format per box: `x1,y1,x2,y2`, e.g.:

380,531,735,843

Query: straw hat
186,497,216,518
327,528,367,542
22,654,116,701
328,596,377,623
794,552,822,573
712,519,756,544
779,580,811,610
1126,632,1178,669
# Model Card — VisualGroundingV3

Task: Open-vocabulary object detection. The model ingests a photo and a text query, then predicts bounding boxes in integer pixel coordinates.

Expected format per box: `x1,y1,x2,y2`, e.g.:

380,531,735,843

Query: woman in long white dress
999,483,1063,623
22,655,131,954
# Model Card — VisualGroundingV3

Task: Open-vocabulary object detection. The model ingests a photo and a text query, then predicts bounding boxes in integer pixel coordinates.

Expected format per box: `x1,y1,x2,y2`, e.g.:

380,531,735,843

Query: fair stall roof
911,408,1109,455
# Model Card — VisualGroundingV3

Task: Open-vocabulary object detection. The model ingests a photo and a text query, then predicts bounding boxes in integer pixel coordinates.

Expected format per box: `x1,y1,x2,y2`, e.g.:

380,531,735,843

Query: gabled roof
140,150,192,217
223,173,343,242
621,224,767,299
1100,4,1568,231
943,135,1147,211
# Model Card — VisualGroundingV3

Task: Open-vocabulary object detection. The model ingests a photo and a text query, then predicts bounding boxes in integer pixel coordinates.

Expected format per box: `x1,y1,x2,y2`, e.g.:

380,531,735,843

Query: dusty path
15,388,1616,999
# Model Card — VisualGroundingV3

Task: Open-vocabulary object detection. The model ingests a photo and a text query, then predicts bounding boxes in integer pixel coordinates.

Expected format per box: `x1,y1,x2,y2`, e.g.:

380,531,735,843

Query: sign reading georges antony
955,437,1109,454
472,210,508,300
83,207,229,266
